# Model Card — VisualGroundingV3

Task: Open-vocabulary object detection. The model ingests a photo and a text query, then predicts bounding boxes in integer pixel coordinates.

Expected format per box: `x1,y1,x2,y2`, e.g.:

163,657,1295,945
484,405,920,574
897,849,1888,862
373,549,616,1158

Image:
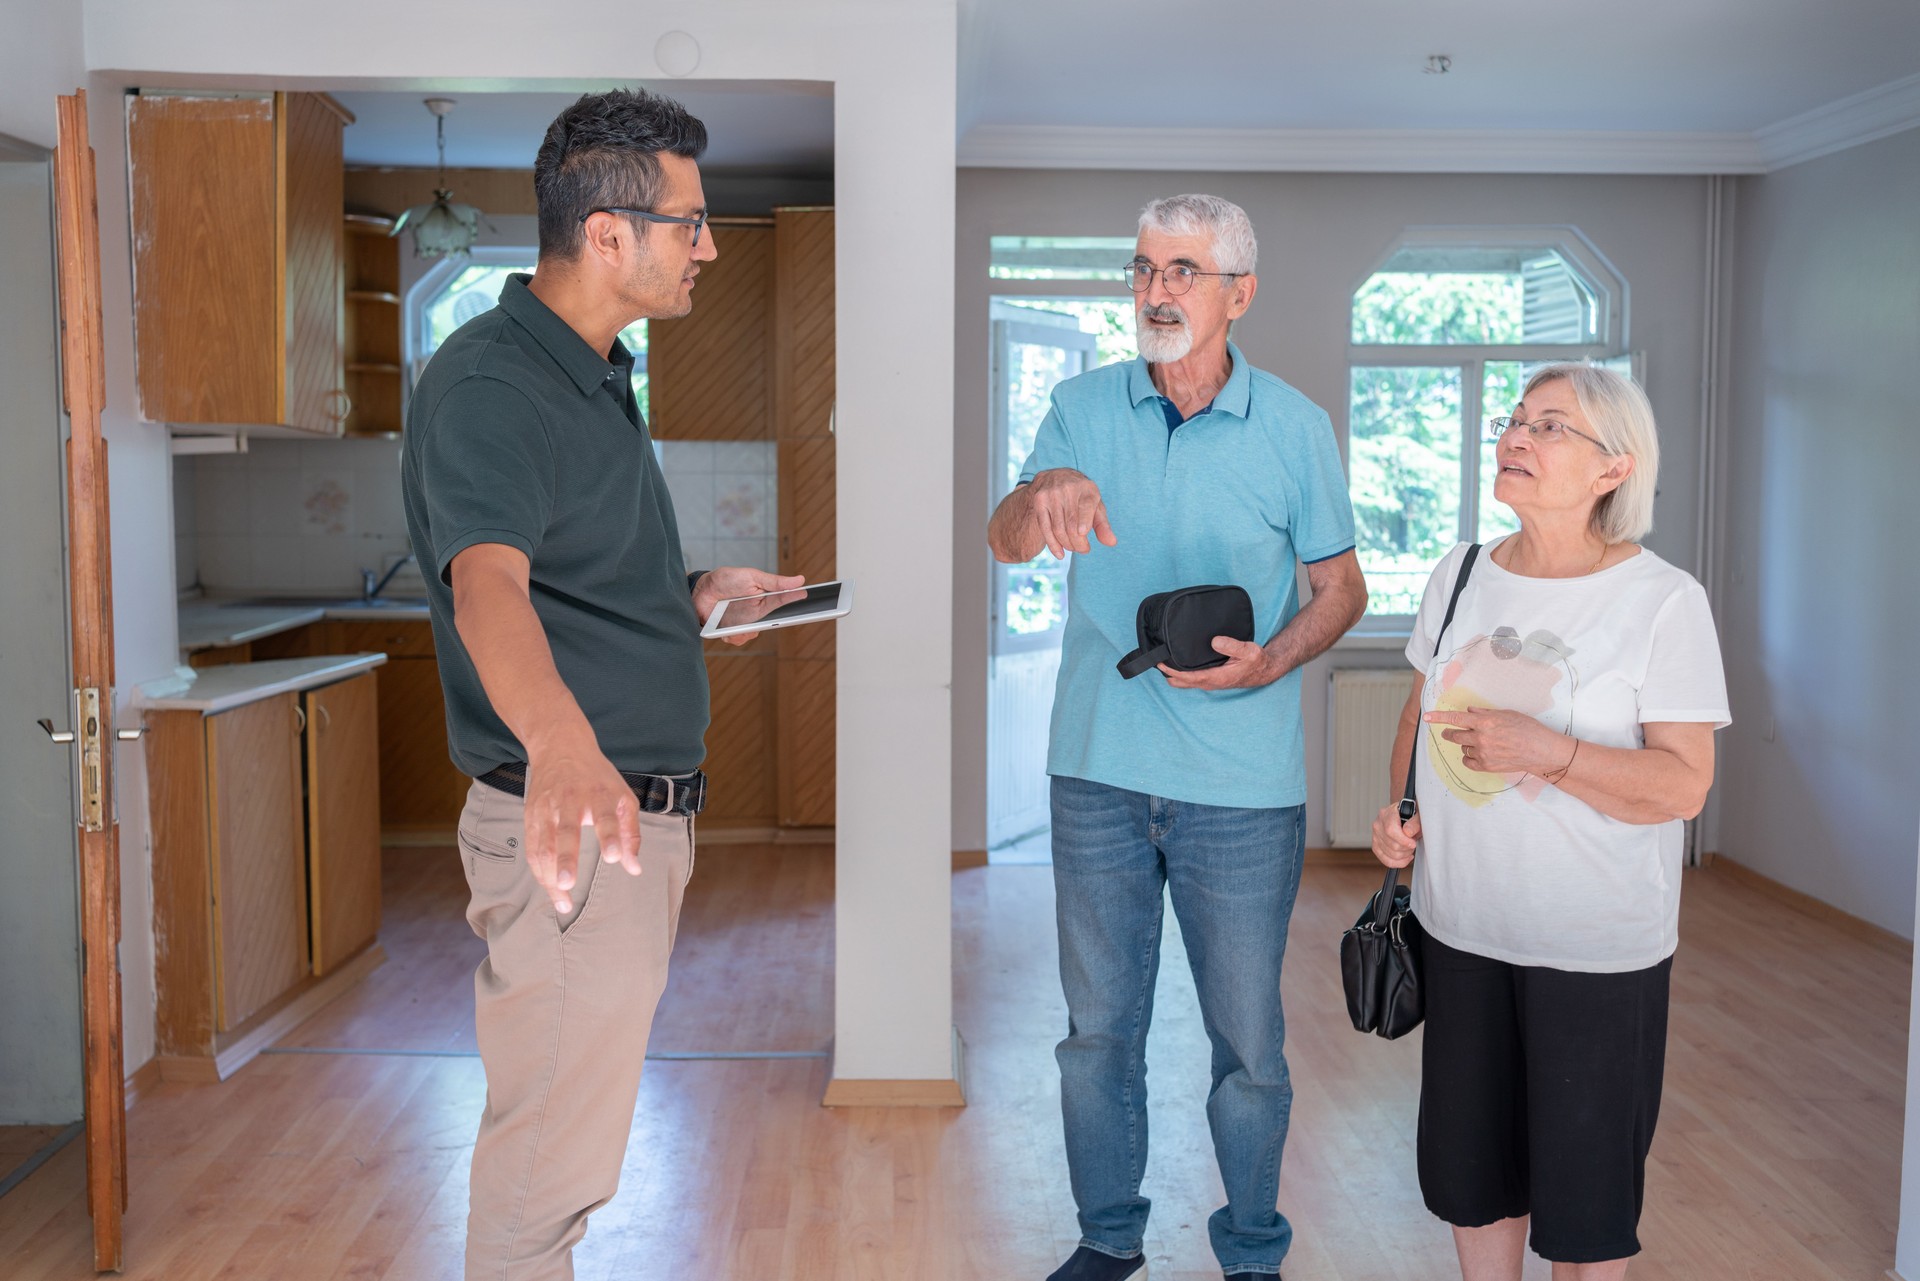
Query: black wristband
687,571,705,597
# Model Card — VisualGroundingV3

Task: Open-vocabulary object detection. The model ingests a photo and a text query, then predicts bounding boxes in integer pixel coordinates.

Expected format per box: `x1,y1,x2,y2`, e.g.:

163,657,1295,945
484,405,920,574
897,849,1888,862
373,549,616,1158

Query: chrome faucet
361,552,417,602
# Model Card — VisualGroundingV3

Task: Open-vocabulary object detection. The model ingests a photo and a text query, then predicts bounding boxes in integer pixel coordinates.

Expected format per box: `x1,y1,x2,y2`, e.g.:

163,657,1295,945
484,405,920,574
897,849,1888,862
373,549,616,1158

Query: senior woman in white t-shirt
1371,364,1730,1281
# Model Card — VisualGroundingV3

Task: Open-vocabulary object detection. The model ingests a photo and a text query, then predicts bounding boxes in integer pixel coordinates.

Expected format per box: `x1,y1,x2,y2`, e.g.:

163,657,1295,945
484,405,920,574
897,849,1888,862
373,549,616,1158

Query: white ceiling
328,4,1920,178
957,0,1920,135
333,83,833,173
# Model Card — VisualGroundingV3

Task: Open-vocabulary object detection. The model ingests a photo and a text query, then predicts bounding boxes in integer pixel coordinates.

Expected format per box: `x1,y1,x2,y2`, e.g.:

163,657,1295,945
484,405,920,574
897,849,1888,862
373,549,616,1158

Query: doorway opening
984,270,1136,861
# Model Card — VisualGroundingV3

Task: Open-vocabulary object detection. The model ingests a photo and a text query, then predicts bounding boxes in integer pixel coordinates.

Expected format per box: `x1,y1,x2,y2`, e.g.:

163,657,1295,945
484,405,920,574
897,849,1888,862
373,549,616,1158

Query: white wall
0,0,162,1083
1714,127,1920,937
953,168,1715,852
84,0,959,1086
0,0,83,149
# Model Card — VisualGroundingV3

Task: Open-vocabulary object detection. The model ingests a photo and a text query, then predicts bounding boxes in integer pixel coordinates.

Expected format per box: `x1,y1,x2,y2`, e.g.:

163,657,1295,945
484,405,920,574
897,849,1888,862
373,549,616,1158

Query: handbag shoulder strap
1377,544,1481,924
1399,543,1481,817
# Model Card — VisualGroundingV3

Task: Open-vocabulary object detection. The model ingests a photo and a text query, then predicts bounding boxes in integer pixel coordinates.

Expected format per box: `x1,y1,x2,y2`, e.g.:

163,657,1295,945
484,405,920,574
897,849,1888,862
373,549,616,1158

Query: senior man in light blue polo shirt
989,194,1367,1281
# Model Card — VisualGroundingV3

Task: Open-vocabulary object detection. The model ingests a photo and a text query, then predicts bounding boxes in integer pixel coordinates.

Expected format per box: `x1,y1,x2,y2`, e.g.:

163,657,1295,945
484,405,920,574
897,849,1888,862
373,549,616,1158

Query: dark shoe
1046,1245,1145,1281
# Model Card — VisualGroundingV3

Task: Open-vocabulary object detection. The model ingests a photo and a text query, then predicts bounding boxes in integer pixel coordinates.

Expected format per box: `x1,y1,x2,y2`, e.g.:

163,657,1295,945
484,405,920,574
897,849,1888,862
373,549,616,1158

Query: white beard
1136,308,1193,364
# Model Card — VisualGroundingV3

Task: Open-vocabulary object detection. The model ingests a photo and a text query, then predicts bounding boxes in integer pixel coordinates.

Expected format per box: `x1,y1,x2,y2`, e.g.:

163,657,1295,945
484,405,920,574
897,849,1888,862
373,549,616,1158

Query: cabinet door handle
324,388,353,423
295,704,307,734
317,704,330,731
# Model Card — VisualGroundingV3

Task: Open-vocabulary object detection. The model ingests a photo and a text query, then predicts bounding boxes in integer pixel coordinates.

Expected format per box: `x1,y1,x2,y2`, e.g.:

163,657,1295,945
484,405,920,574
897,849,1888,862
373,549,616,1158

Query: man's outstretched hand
521,733,643,915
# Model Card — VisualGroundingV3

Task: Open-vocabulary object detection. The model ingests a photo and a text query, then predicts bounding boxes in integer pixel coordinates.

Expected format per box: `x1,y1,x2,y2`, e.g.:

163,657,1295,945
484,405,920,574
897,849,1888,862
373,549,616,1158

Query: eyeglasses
1122,259,1241,296
1486,416,1611,451
581,206,707,247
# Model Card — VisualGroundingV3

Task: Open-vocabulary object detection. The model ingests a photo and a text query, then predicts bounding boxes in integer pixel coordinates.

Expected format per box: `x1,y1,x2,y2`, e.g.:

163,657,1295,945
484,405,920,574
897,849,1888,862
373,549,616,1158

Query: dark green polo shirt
400,273,709,778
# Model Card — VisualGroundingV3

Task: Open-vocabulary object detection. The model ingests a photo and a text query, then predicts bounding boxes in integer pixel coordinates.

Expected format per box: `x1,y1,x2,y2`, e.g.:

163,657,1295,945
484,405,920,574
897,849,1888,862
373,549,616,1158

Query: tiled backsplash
182,438,419,594
177,435,778,593
658,440,780,575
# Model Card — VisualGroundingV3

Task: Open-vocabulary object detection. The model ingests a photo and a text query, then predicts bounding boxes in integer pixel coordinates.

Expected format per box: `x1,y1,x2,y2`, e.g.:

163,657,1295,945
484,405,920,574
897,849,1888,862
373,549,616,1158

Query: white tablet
700,580,854,639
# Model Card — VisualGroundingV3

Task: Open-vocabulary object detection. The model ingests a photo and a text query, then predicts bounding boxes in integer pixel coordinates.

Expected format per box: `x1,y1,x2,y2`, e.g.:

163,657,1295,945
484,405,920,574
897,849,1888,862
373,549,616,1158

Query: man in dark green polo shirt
399,88,800,1281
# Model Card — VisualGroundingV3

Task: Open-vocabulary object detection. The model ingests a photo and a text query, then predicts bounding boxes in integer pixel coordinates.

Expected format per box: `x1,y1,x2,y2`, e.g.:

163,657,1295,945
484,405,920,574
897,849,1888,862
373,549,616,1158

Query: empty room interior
1,0,1918,1278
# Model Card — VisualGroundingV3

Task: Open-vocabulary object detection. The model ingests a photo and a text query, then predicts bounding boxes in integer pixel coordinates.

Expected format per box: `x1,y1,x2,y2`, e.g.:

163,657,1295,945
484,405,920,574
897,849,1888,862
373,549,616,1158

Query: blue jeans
1050,774,1305,1275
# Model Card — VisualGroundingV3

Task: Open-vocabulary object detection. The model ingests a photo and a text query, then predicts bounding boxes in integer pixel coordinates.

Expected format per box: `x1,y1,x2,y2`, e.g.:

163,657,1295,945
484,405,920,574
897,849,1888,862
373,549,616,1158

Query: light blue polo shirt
1018,343,1355,810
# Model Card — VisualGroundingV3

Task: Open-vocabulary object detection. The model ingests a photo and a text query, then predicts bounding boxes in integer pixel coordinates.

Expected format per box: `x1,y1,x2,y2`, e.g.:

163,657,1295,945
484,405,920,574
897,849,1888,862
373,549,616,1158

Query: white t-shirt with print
1404,538,1731,973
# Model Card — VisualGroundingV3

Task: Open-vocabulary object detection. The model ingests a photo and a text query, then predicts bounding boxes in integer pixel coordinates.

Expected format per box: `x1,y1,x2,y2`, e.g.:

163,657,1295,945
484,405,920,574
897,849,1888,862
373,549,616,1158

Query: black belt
476,762,707,817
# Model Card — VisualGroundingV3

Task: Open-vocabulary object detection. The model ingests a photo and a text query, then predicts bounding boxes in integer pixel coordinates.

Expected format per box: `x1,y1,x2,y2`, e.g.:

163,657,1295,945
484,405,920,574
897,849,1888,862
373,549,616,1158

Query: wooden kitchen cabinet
343,213,405,435
149,667,388,1081
303,674,382,974
207,694,310,1030
773,207,837,829
150,692,308,1062
129,91,353,434
244,618,467,834
375,652,470,834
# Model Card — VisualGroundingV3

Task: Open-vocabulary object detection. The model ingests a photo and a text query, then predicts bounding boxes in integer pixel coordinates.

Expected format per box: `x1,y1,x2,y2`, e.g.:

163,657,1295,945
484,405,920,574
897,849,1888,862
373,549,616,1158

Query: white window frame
404,246,538,383
1347,227,1633,625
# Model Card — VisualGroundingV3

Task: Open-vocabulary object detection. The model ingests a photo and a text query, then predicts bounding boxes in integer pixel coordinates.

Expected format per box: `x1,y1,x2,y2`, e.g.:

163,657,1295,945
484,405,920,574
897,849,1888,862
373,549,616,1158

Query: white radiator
1326,669,1417,847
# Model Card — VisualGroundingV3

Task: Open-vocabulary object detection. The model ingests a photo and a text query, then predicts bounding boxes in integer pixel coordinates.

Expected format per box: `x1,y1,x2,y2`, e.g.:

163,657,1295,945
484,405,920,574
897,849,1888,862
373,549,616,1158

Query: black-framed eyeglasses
1487,416,1611,451
1122,259,1241,296
582,206,707,247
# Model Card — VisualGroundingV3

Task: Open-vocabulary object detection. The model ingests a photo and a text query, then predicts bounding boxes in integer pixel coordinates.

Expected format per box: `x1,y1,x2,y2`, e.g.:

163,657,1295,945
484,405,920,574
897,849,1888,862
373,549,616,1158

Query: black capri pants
1417,932,1672,1264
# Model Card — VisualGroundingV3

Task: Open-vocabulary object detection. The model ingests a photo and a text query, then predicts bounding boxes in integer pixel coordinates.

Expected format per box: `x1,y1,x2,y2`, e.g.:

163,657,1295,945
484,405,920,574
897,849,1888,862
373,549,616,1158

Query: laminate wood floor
0,845,1905,1280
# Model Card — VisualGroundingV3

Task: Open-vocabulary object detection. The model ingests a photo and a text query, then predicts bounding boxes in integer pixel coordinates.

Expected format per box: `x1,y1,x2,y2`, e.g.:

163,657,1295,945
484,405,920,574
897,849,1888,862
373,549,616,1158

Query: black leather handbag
1340,544,1480,1040
1116,584,1255,680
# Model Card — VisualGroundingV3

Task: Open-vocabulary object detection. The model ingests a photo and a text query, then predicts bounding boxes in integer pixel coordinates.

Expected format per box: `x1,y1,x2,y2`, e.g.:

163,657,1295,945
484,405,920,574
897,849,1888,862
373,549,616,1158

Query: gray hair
1522,363,1659,544
1138,193,1258,276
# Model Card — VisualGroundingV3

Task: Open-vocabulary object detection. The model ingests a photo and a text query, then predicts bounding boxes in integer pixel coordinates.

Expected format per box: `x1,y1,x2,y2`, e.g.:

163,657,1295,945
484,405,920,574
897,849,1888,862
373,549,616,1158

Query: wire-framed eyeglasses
582,206,707,247
1486,416,1611,451
1122,259,1241,296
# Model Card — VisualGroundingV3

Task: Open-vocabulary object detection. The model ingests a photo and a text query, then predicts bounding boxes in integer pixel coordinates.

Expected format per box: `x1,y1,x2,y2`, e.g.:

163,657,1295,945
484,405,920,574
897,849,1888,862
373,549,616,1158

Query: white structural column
82,0,963,1097
828,29,961,1090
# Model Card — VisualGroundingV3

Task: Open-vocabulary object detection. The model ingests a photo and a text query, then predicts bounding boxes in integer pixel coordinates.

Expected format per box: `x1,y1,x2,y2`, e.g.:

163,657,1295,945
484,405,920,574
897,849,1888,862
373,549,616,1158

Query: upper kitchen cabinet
129,91,353,435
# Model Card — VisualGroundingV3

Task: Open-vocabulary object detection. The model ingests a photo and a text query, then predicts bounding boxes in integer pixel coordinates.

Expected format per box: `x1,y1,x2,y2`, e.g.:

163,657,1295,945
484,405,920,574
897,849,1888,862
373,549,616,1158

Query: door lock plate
77,687,105,833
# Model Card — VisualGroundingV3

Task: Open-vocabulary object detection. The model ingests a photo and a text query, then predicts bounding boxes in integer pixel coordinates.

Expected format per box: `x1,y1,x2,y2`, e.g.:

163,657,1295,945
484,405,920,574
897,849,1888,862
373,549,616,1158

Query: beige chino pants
456,779,694,1281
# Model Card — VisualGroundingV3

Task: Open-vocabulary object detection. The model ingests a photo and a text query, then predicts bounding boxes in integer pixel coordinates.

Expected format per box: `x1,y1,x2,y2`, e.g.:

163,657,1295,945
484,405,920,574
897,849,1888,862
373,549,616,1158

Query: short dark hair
533,88,708,261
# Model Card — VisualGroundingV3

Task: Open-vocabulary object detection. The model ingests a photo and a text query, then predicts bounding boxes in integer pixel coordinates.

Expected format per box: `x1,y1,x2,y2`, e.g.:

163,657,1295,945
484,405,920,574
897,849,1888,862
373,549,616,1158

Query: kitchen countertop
137,654,390,715
179,596,432,653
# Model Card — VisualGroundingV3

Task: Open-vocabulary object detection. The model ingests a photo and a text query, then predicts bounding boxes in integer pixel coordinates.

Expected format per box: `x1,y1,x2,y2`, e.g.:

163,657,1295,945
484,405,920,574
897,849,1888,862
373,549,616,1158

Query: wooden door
53,89,127,1272
305,674,382,974
206,694,308,1030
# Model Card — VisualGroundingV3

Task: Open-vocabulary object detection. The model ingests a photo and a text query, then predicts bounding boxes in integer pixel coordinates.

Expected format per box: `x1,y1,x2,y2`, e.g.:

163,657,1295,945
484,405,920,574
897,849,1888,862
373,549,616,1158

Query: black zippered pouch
1116,584,1255,679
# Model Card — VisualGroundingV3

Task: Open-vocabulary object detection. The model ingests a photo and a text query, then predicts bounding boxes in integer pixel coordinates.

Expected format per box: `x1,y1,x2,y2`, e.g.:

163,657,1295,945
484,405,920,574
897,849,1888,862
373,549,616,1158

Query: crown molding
957,124,1770,175
1756,71,1920,170
958,71,1920,177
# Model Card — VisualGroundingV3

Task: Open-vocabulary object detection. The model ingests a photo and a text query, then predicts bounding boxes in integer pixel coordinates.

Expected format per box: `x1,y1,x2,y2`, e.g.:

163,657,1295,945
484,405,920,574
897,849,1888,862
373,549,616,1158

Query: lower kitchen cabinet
247,618,468,834
373,652,469,833
304,672,382,974
148,663,386,1079
204,693,309,1031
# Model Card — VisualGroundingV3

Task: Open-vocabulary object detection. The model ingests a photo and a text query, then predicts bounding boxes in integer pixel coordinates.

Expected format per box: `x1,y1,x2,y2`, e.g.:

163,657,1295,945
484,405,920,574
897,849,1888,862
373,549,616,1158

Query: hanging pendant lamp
391,97,489,259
